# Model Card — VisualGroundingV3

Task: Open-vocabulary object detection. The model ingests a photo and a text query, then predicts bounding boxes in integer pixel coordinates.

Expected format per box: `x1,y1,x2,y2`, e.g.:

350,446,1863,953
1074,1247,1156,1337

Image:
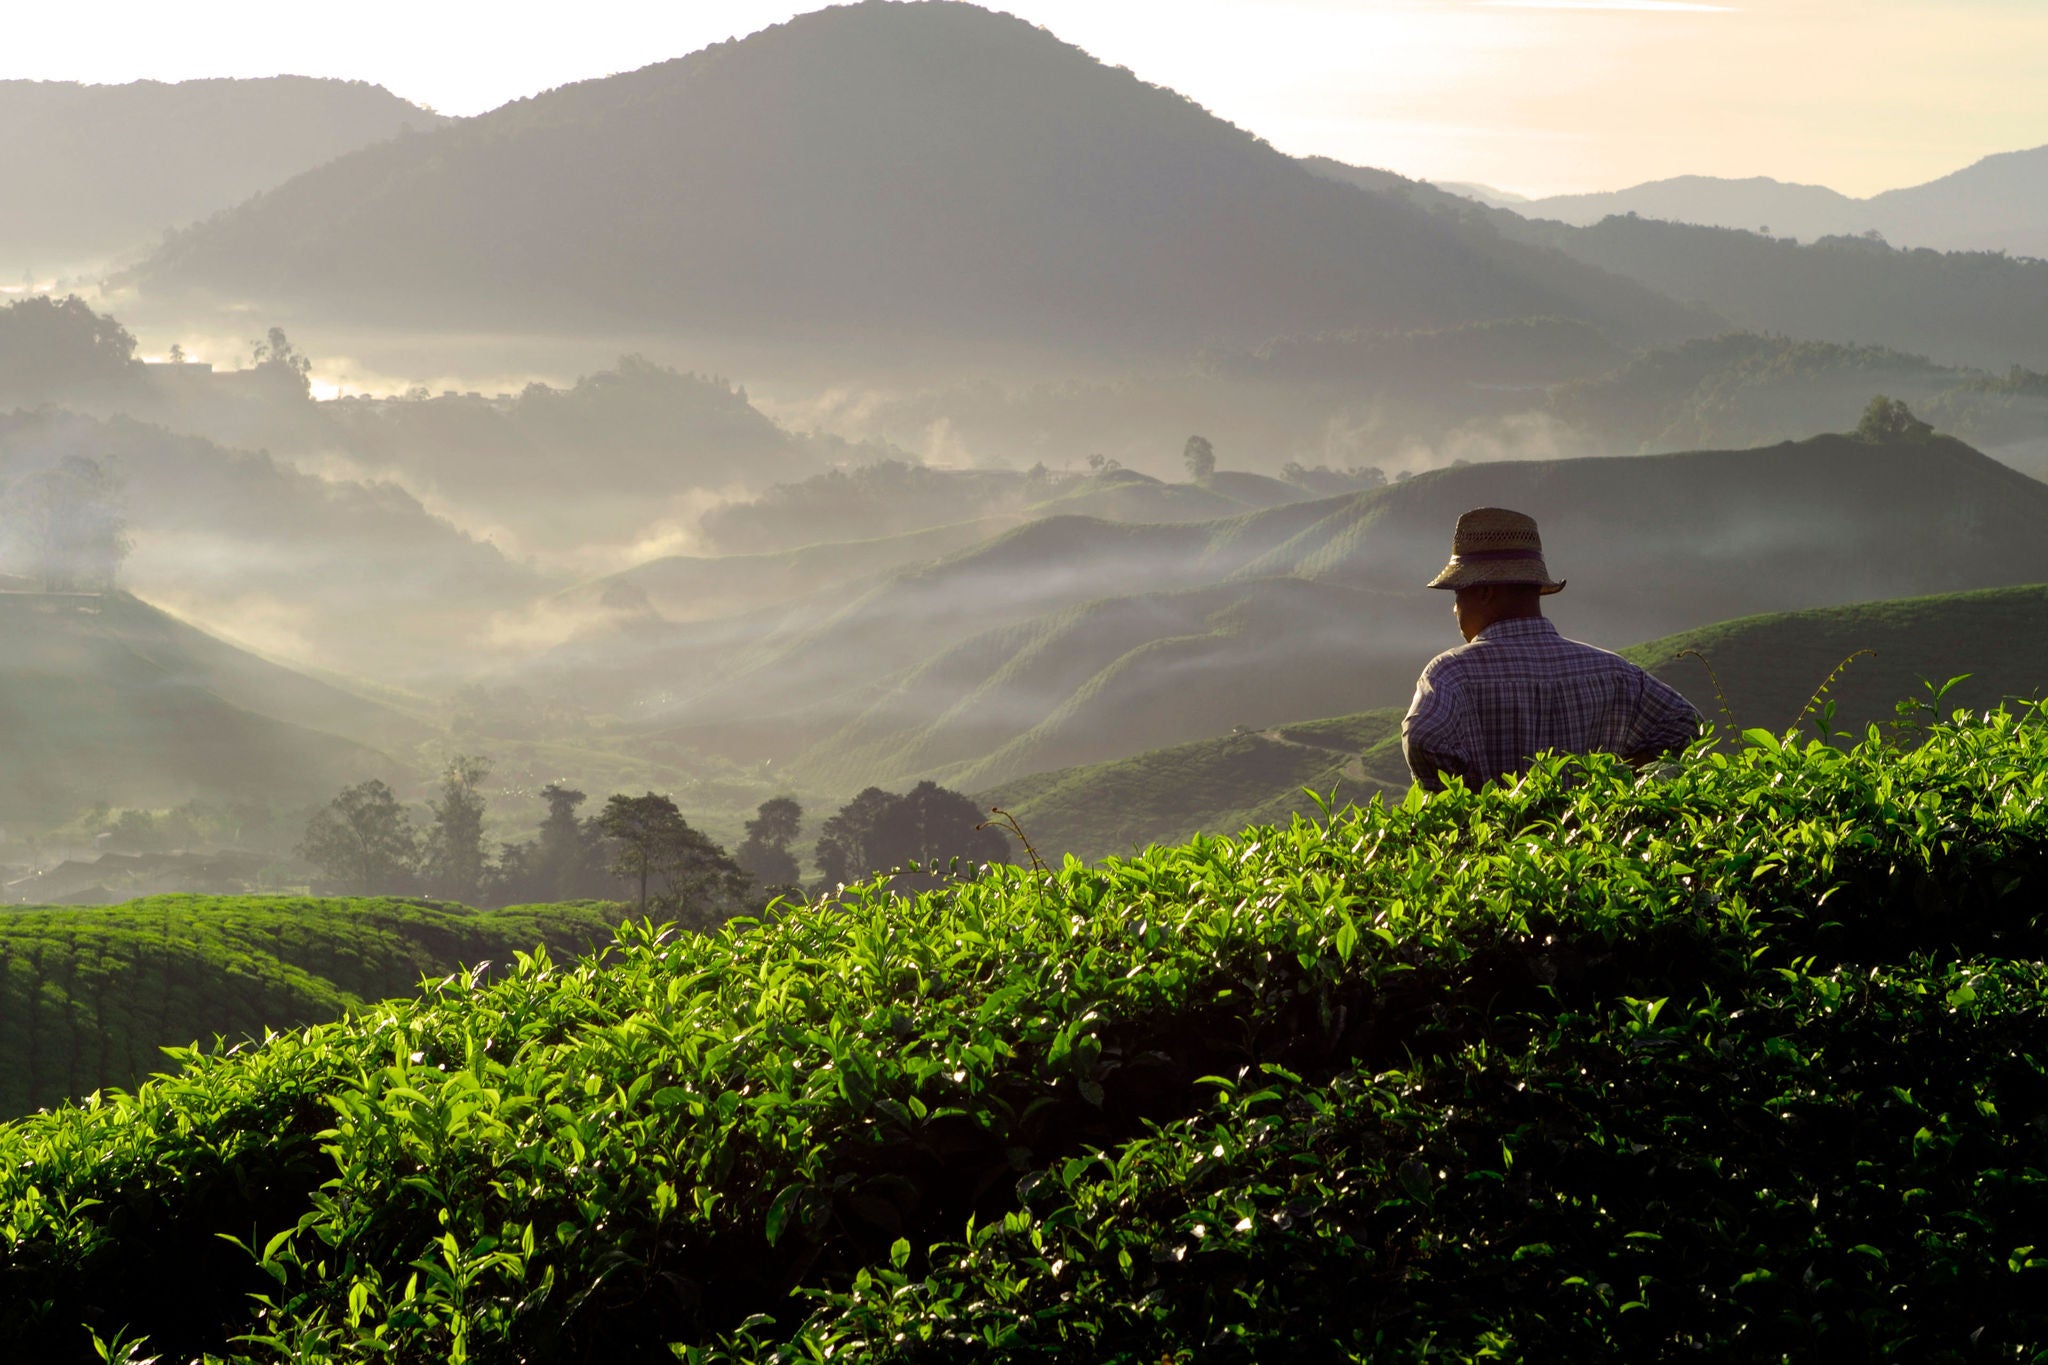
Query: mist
0,0,2044,905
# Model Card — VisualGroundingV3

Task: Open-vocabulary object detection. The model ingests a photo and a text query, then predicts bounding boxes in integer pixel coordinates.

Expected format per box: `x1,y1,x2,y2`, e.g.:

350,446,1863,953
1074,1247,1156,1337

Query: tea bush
2,706,2045,1361
0,896,620,1116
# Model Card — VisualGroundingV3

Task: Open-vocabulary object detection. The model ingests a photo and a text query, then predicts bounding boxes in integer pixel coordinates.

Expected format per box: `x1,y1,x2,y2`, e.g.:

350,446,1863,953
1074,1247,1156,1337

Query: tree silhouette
735,795,803,896
814,783,1010,893
297,780,419,895
1854,394,1934,444
598,792,746,925
1182,434,1216,480
422,755,492,904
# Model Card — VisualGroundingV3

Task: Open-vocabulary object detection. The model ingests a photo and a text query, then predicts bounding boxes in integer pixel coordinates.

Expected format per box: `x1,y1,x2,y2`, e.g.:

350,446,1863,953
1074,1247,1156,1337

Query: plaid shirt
1402,616,1701,792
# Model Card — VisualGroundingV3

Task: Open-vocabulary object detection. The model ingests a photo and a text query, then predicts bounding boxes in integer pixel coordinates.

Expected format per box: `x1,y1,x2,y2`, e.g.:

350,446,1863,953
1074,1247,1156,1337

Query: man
1402,507,1700,792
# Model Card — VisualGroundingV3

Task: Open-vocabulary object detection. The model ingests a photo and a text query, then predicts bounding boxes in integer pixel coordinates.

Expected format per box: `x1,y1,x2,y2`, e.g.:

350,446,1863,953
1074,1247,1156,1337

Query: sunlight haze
7,0,2045,196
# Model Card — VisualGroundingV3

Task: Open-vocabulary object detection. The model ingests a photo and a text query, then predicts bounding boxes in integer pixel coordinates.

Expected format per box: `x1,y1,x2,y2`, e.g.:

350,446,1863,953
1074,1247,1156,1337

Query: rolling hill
617,433,2048,790
0,77,444,273
0,894,619,1117
1626,583,2048,737
982,583,2048,864
0,410,548,683
0,591,413,822
130,1,1700,353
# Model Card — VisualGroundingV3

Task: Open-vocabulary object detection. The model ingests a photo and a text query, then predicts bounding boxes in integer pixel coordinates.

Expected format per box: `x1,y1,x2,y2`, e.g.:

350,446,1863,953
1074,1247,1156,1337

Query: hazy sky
10,0,2047,197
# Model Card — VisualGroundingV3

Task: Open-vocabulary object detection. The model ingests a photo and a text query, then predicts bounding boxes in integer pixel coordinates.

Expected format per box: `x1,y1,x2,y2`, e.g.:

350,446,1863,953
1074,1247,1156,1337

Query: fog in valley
5,0,2048,906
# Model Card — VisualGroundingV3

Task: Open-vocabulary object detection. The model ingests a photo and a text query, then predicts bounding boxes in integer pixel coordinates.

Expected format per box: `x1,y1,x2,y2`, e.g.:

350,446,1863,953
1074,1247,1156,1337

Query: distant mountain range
1464,144,2048,260
128,1,1699,353
0,77,443,273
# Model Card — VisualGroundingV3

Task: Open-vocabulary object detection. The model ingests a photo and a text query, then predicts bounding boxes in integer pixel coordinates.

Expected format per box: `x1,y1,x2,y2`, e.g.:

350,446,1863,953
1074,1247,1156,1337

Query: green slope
983,583,2048,863
0,711,2043,1359
0,894,621,1117
0,591,422,822
1626,582,2048,736
983,706,1408,862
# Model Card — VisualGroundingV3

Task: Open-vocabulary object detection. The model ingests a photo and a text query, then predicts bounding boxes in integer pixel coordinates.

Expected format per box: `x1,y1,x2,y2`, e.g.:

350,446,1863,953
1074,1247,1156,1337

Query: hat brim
1427,557,1566,594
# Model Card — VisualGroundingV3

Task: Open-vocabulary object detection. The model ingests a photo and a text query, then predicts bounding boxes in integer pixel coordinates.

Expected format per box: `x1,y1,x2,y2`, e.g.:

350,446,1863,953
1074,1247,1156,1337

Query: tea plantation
0,896,621,1117
3,705,2046,1361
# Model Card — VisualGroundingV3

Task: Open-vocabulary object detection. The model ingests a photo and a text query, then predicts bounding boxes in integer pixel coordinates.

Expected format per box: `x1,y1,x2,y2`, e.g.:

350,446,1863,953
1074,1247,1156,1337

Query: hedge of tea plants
0,895,620,1117
2,707,2046,1362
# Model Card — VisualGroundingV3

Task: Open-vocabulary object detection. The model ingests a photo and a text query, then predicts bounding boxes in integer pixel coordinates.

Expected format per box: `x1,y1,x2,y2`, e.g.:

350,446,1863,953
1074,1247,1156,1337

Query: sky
7,0,2047,197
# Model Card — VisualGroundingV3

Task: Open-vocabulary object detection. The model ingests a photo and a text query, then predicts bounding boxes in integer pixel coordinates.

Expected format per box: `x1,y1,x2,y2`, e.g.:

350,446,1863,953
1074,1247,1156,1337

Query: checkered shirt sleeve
1401,617,1701,792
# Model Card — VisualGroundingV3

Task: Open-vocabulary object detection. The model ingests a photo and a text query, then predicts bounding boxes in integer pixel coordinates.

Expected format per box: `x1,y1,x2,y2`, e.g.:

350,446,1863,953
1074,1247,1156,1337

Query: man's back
1402,616,1699,791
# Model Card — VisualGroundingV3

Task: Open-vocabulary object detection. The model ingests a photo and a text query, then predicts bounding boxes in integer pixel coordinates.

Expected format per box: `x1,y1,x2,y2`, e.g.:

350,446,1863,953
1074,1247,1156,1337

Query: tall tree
597,792,746,926
814,786,898,890
535,782,609,900
814,783,1010,893
735,795,803,895
422,755,492,904
296,779,418,895
869,781,1011,890
1182,434,1216,480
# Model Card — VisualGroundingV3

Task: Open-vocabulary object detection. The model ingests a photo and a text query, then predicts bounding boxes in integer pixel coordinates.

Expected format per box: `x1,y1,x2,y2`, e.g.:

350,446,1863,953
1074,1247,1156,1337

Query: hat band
1451,548,1545,562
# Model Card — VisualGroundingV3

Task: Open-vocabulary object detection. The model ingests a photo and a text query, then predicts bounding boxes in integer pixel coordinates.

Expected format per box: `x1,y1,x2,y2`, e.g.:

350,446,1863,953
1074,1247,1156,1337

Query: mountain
1503,175,1868,241
1491,146,2048,260
0,591,409,822
576,432,2048,793
130,1,1700,353
1865,145,2048,259
0,77,444,273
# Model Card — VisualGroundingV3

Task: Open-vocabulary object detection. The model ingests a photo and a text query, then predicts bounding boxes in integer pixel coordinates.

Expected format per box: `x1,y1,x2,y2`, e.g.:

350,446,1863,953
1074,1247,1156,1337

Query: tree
597,792,747,926
1182,434,1216,481
814,787,899,890
250,325,313,397
0,295,138,402
814,783,1011,893
869,781,1011,891
167,342,186,365
297,779,418,895
5,455,130,591
1855,394,1934,444
422,755,492,904
535,783,610,900
735,795,803,897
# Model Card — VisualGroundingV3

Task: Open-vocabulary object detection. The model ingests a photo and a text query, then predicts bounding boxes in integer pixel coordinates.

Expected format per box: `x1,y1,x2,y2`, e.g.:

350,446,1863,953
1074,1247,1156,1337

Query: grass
2,702,2045,1360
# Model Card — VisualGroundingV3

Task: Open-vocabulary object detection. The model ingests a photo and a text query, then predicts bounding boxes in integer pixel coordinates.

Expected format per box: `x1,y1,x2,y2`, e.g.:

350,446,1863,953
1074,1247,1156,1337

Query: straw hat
1426,507,1566,594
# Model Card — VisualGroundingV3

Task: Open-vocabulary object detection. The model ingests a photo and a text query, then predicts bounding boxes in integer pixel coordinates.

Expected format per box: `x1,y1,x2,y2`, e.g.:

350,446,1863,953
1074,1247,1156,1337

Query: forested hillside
130,1,1699,351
